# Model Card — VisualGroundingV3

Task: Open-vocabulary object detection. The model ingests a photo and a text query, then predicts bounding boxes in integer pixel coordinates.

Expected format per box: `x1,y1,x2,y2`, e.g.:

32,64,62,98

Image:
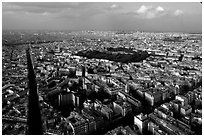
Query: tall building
26,47,43,134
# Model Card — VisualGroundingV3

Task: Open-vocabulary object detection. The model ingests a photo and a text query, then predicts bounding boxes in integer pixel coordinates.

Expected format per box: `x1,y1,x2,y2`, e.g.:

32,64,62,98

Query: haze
2,2,202,33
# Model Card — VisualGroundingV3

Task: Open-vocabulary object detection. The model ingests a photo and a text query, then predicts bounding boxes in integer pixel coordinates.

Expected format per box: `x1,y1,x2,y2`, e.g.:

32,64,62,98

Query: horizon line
2,29,202,34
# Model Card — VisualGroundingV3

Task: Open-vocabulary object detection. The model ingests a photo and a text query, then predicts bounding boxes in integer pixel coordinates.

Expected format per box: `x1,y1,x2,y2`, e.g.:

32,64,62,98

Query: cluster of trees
76,48,149,63
163,36,184,42
107,47,135,53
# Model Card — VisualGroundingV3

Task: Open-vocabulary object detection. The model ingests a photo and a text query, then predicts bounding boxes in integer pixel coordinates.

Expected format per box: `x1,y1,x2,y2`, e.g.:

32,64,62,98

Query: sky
2,2,202,33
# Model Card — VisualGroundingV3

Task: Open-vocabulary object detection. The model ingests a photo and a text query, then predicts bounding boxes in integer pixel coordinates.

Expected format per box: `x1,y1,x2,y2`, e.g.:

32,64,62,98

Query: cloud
174,9,183,16
135,5,166,19
137,5,152,13
110,4,118,9
124,5,184,19
106,4,120,11
156,6,164,12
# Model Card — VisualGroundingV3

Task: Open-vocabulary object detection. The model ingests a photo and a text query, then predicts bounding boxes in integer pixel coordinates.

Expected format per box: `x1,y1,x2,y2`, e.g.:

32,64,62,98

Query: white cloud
110,4,118,9
137,5,152,13
174,9,183,16
136,5,165,19
156,6,164,12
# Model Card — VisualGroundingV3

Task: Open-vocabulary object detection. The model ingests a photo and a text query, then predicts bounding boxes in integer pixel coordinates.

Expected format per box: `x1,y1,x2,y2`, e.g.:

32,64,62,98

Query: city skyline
2,2,202,33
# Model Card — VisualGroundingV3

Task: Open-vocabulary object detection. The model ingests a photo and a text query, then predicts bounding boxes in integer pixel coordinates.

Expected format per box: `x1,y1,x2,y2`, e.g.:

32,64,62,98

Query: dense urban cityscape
2,30,202,135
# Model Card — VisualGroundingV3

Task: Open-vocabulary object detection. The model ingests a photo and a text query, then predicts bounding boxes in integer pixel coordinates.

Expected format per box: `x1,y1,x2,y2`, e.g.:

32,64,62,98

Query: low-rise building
145,89,162,106
154,106,173,119
134,113,148,134
113,100,132,117
176,95,188,106
100,105,113,120
180,105,192,116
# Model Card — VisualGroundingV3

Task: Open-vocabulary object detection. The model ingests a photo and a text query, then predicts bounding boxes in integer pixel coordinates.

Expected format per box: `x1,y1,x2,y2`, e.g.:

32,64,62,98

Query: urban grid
2,2,202,135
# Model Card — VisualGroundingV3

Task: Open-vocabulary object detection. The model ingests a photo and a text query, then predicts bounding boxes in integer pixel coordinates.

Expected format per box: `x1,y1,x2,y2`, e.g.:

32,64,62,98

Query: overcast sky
2,2,202,33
